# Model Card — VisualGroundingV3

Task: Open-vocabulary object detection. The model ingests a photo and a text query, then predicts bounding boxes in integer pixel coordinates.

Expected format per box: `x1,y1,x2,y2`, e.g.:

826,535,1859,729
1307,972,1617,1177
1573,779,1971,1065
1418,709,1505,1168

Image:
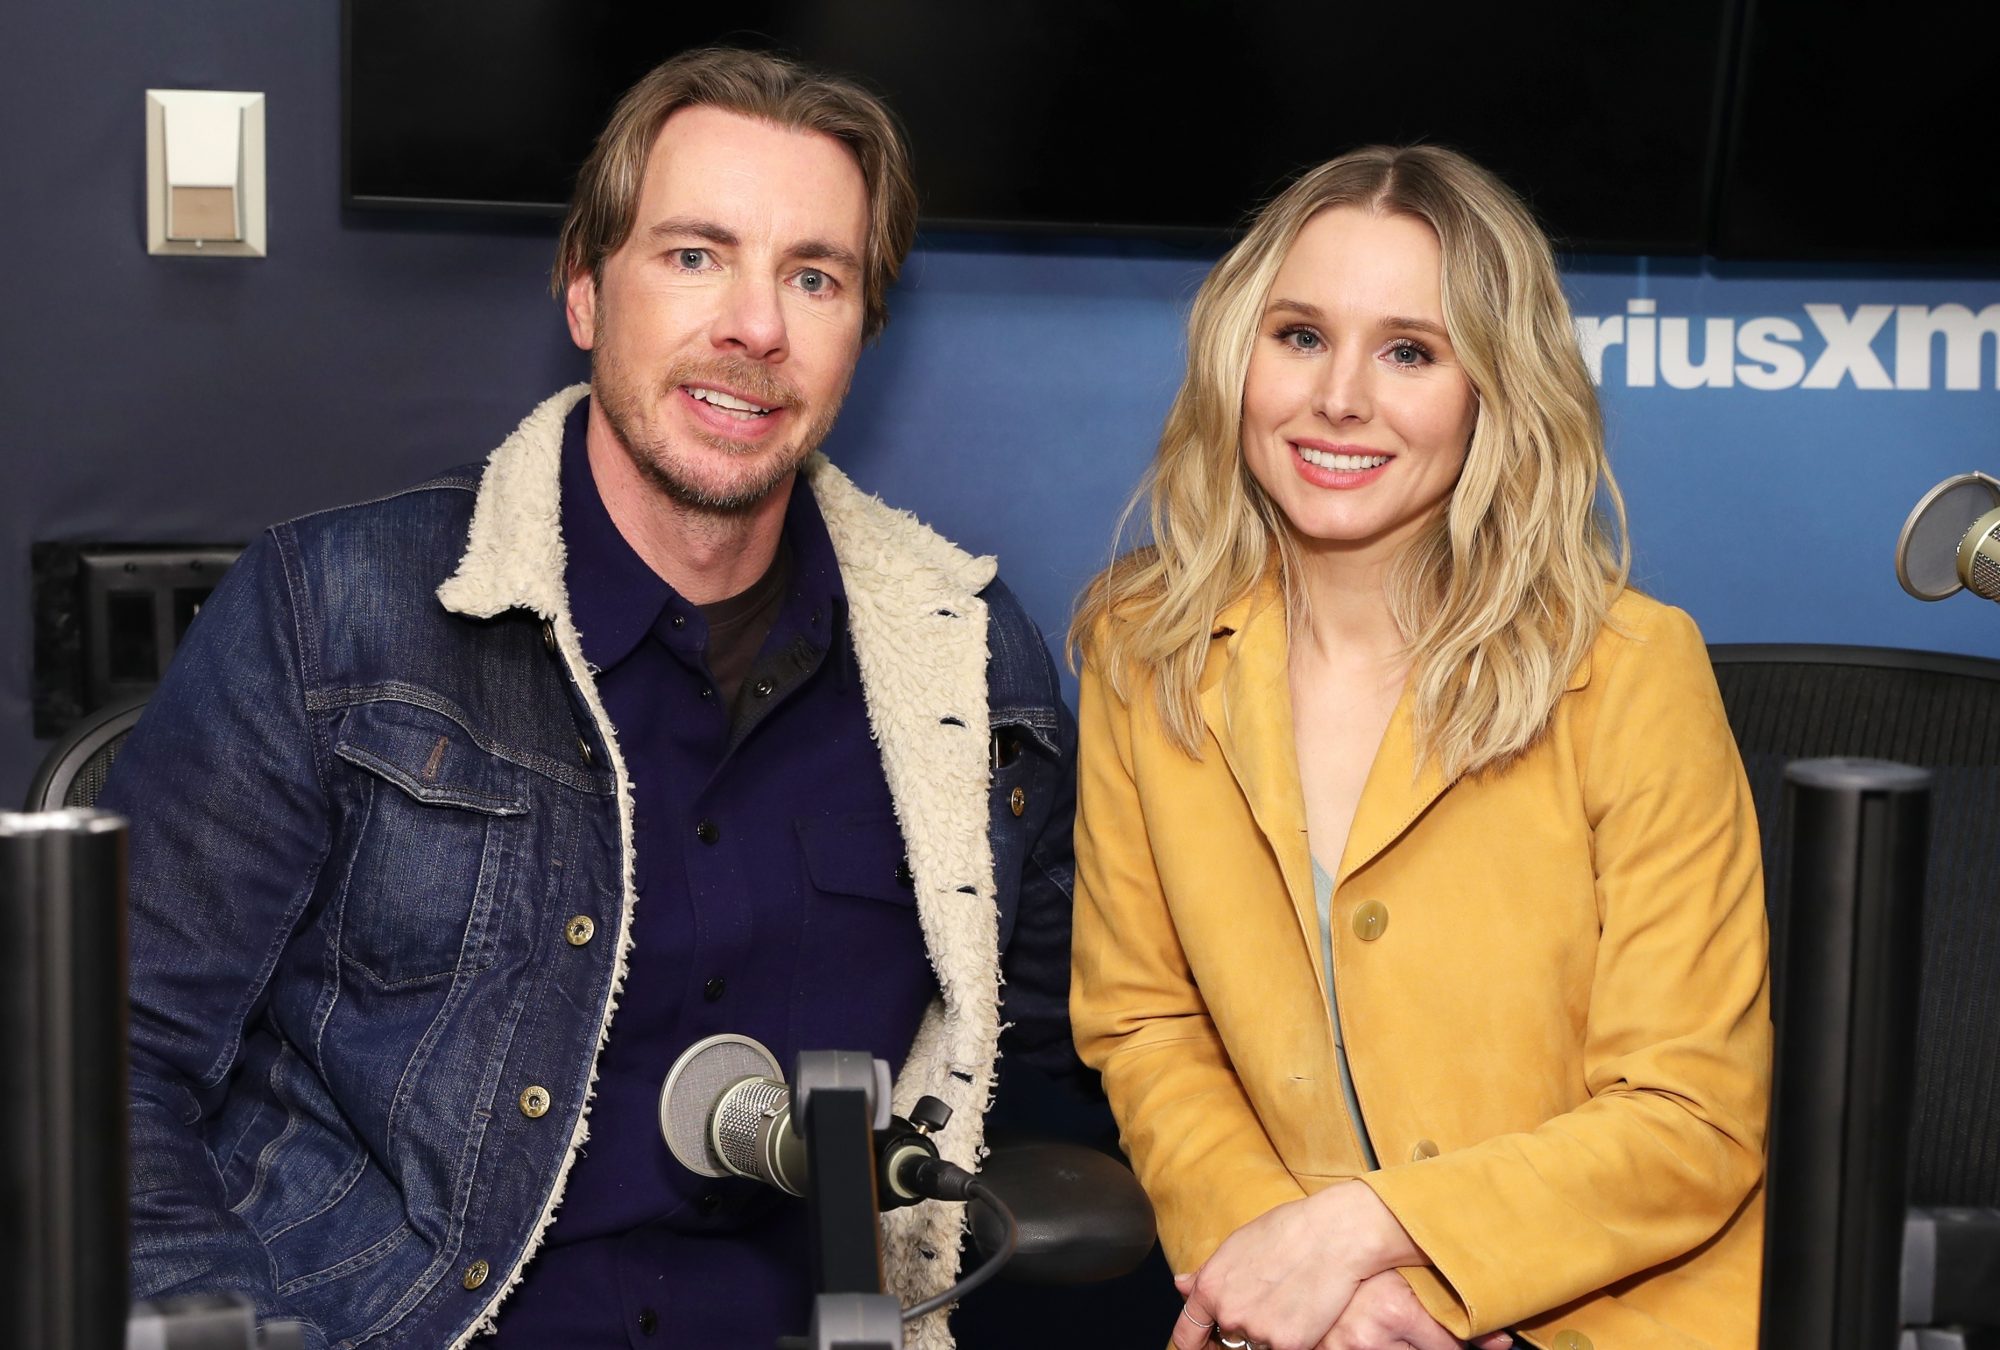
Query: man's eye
675,248,709,269
797,269,828,294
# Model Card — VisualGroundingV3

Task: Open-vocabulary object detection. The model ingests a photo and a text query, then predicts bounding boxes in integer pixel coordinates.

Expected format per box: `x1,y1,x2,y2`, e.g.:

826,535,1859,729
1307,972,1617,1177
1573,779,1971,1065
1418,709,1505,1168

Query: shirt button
695,819,719,845
894,859,914,888
637,1308,659,1337
703,977,726,1002
1410,1138,1439,1161
461,1259,489,1291
1552,1333,1593,1350
751,677,775,698
671,614,686,629
1009,786,1027,817
565,915,594,946
698,1192,721,1216
1352,899,1389,942
519,1086,550,1118
699,686,714,701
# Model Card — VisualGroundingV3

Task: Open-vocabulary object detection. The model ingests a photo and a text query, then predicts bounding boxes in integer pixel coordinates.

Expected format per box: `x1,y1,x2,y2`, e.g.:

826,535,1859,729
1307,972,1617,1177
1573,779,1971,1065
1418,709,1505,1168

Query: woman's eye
675,248,709,270
1387,340,1430,366
1279,326,1321,351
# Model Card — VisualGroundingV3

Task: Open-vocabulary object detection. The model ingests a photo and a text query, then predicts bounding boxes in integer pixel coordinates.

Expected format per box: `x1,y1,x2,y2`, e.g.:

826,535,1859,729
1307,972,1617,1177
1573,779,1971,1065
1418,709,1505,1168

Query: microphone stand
793,1051,903,1350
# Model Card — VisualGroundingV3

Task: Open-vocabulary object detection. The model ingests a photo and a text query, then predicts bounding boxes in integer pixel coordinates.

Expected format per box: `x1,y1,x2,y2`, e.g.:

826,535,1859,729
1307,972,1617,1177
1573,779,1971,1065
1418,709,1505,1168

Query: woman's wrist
1314,1179,1426,1278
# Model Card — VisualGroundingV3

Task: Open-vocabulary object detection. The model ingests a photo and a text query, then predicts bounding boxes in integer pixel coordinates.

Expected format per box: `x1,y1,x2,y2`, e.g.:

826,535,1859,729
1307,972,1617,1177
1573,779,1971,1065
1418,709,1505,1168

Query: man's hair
551,46,917,342
1074,144,1630,781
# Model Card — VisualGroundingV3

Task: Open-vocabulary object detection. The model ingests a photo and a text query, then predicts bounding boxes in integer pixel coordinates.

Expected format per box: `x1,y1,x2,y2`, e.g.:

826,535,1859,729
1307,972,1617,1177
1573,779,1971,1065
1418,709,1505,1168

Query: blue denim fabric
99,468,1077,1350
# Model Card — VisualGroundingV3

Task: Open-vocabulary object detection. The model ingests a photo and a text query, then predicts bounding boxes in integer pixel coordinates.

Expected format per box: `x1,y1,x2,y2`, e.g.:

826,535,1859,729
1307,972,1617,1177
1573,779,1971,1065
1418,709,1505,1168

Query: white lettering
1626,298,1657,388
1573,315,1623,386
1895,303,2000,391
1661,317,1735,388
1735,317,1807,390
1802,304,1895,389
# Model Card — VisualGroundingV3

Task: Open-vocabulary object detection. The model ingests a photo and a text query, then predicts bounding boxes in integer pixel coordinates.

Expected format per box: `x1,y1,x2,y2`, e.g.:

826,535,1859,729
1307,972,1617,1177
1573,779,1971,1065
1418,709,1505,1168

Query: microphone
658,1034,963,1209
1894,471,2000,601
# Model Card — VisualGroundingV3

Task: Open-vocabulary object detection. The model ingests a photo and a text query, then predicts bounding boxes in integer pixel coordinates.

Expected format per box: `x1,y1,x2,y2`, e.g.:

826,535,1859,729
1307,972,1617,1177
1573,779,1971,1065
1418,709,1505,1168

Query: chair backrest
23,694,149,812
1710,643,2000,1210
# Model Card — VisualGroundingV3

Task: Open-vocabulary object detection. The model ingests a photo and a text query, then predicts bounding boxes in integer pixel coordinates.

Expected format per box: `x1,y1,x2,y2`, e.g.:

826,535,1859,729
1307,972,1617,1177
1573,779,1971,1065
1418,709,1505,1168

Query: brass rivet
565,915,594,946
519,1086,550,1119
462,1259,489,1290
1009,786,1026,818
1352,899,1389,942
1411,1138,1439,1161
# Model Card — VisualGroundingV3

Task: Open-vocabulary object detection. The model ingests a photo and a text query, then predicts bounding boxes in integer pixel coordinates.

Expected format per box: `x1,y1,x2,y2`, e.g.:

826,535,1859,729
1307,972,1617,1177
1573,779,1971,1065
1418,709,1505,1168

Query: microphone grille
1962,511,2000,601
714,1078,790,1180
658,1033,782,1177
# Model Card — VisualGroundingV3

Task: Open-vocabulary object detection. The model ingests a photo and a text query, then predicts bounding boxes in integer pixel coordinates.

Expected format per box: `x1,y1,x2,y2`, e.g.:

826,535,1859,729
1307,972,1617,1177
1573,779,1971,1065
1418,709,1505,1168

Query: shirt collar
559,397,848,670
560,398,672,672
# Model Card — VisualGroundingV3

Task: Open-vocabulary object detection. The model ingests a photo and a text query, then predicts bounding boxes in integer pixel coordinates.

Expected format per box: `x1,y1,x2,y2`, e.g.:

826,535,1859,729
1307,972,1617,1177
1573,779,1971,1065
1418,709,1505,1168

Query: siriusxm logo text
1573,300,2000,391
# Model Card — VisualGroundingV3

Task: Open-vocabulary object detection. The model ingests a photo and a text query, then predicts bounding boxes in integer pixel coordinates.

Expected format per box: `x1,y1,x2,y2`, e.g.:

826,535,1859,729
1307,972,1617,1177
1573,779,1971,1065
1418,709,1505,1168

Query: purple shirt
486,402,935,1347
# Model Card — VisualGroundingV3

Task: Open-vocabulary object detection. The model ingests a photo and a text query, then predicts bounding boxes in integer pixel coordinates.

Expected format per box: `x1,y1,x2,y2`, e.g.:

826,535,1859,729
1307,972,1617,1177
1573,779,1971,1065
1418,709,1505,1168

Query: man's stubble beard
592,342,851,517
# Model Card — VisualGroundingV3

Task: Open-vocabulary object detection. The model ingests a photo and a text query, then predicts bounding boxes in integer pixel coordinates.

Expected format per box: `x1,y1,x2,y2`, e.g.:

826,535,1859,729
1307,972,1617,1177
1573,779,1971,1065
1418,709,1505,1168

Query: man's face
566,105,870,513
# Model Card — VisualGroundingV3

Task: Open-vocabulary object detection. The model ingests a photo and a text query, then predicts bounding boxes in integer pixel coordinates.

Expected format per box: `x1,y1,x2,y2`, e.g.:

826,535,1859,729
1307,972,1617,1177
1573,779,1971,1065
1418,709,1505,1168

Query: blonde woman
1071,146,1769,1350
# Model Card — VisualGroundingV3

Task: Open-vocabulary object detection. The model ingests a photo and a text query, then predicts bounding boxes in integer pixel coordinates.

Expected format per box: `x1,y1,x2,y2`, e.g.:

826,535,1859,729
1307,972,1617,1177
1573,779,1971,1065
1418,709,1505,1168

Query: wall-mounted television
343,0,1996,261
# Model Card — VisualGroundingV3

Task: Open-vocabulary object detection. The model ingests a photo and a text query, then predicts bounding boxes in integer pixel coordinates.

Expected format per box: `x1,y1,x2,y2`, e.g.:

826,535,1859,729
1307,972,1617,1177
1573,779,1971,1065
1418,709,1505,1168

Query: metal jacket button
519,1086,550,1118
1009,786,1027,817
541,620,557,654
1410,1138,1439,1161
1352,900,1389,942
576,736,593,766
462,1260,489,1290
565,915,594,946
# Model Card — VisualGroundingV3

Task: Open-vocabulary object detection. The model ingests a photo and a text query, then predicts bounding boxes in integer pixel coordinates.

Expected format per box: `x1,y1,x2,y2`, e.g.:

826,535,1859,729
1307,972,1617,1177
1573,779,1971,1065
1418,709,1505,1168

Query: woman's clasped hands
1169,1182,1512,1350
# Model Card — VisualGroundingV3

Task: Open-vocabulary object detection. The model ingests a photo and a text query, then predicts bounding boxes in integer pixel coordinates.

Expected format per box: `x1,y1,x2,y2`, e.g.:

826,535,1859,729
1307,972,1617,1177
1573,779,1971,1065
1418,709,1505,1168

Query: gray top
1312,857,1380,1170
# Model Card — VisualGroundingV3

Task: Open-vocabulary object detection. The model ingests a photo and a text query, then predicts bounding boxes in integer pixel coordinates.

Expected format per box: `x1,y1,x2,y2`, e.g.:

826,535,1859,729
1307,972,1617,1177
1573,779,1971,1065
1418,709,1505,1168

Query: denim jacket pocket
332,700,530,989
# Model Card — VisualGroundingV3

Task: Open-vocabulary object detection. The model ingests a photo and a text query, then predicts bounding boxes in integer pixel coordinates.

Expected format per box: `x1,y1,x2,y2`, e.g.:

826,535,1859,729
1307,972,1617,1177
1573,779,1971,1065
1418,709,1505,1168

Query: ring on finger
1180,1305,1215,1332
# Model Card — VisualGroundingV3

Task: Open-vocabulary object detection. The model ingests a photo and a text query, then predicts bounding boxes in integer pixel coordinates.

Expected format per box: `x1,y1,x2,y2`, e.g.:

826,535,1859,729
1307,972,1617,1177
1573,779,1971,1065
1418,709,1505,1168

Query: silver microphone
658,1034,892,1198
1895,471,2000,602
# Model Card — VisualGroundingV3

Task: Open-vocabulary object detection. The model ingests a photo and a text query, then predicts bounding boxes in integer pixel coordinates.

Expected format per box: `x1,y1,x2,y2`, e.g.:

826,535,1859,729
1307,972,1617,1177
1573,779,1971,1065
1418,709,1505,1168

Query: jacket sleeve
97,529,335,1350
1070,656,1309,1270
1363,605,1772,1335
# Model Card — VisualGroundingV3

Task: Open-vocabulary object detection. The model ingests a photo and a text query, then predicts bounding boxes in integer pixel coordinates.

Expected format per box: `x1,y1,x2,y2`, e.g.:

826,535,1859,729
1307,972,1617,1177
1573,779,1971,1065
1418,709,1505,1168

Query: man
103,47,1076,1350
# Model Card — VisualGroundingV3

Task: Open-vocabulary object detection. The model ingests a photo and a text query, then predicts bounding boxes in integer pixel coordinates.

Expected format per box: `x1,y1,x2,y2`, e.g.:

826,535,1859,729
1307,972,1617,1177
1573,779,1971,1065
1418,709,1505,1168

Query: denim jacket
102,387,1078,1350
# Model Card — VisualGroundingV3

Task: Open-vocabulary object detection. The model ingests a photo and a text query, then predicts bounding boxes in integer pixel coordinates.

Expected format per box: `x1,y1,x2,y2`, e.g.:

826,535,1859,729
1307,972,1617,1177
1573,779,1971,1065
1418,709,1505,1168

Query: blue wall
6,2,2000,796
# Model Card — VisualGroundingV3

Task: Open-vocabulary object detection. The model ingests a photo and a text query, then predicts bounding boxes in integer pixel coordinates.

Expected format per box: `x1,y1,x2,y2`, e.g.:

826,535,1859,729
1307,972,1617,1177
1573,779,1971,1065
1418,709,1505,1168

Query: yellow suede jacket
1073,583,1771,1349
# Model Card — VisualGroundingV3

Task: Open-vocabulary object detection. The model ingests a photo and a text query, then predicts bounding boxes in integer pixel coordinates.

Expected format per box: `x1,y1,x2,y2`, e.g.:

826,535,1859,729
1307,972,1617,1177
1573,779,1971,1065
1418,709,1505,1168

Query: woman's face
1240,207,1479,562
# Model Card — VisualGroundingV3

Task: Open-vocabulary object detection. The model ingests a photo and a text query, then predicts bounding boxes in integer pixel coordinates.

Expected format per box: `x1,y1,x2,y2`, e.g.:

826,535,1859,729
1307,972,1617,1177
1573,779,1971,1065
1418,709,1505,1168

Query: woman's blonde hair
1072,144,1629,780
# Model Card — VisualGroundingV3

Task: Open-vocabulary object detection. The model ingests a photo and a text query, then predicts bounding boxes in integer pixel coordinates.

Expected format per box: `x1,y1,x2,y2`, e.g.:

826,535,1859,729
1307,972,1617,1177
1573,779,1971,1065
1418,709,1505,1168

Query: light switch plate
145,90,266,257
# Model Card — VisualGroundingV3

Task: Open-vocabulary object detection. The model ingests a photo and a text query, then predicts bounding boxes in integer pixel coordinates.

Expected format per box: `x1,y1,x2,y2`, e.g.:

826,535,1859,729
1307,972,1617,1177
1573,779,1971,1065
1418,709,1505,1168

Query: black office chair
1710,643,2000,1340
23,693,149,811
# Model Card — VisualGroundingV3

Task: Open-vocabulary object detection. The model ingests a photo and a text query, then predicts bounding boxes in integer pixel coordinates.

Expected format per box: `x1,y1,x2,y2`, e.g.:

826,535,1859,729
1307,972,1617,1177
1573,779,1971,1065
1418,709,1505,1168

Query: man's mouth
684,384,779,421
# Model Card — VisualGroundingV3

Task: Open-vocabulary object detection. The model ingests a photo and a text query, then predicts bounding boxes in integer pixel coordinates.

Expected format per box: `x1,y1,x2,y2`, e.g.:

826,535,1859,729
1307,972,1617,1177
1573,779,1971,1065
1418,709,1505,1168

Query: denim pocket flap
334,702,530,816
796,812,912,906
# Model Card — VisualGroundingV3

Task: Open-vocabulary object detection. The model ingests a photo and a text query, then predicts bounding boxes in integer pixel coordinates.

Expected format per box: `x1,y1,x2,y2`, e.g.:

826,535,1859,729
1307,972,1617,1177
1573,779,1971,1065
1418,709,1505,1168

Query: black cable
899,1179,1016,1324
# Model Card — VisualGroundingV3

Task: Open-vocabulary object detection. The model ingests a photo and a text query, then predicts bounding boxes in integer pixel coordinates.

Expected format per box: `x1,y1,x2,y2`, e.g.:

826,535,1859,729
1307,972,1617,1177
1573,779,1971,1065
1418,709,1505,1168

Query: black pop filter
1895,472,2000,600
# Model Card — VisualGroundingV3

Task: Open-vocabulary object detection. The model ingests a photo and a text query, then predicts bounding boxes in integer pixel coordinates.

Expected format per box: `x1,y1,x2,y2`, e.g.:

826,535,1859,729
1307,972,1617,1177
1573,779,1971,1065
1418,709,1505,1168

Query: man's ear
564,268,599,351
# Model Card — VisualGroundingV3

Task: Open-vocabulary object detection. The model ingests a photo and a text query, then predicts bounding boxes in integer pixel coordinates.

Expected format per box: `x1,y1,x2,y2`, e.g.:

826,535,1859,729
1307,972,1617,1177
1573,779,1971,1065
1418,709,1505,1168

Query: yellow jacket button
1009,786,1027,817
1552,1332,1592,1350
1410,1138,1439,1161
519,1086,550,1118
1352,899,1389,942
462,1260,489,1290
565,915,594,946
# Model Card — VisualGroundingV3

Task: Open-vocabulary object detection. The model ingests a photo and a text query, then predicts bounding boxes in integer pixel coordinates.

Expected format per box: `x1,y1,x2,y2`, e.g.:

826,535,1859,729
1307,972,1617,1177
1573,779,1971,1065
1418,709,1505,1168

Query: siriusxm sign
1575,300,2000,390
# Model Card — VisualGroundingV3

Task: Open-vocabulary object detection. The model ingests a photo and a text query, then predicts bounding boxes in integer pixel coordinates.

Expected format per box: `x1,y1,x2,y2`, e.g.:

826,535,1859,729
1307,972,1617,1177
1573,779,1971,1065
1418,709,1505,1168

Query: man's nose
710,273,787,362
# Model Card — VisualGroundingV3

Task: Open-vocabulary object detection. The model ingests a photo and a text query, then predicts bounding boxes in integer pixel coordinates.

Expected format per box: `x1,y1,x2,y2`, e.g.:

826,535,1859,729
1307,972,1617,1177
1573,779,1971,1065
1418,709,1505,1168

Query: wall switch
146,90,265,257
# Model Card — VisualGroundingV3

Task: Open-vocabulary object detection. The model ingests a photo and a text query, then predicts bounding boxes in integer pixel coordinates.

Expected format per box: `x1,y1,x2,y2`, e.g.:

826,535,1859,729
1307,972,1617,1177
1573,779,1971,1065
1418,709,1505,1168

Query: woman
1070,145,1769,1350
